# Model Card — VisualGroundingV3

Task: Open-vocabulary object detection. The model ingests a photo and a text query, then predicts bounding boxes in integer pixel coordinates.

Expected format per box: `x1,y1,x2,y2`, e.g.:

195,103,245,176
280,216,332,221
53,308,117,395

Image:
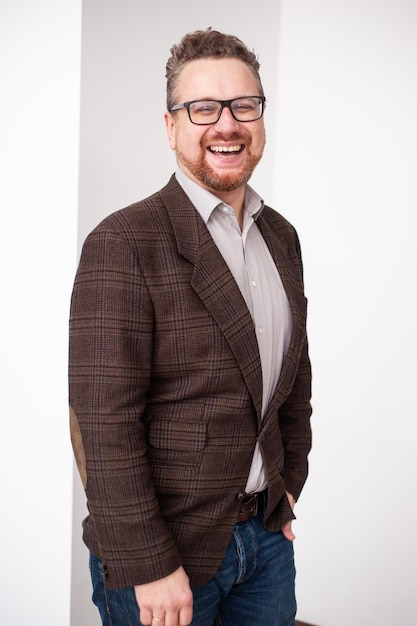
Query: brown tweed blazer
69,175,312,589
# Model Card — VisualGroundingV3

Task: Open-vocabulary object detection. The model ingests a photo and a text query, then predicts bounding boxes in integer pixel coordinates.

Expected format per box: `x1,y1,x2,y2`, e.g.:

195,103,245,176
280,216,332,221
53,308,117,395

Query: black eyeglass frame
169,96,266,125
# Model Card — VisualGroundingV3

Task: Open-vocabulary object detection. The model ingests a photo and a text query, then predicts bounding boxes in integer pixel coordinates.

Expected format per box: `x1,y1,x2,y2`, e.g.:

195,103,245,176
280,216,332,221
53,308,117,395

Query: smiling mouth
208,144,244,154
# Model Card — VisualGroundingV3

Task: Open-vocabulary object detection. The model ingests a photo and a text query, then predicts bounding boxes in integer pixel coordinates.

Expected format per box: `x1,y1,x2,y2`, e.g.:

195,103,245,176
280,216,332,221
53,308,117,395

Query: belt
237,489,268,523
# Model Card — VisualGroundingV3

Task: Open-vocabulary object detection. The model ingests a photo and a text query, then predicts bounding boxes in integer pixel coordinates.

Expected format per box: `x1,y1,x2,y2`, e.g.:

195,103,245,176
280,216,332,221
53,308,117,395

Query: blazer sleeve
279,229,312,502
68,224,182,588
279,336,312,501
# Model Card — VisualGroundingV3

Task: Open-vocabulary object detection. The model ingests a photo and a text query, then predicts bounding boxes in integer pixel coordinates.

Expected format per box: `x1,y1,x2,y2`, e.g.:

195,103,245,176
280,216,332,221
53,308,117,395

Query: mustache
202,132,250,146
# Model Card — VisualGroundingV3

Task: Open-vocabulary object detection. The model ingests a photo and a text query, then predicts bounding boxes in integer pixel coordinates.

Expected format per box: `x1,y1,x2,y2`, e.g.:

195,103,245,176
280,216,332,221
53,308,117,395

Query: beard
176,136,263,193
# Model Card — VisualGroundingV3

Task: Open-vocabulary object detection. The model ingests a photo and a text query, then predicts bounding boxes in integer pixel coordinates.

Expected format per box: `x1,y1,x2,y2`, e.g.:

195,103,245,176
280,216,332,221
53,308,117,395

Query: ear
164,112,177,150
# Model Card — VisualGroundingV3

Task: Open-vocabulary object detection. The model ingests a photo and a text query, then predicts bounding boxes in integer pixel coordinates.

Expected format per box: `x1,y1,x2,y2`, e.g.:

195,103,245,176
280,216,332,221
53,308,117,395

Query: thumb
282,520,296,541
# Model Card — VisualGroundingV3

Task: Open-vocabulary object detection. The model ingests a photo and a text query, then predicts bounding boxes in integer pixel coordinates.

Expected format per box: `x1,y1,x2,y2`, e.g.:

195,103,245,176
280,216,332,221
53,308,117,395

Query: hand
134,566,193,626
281,491,296,541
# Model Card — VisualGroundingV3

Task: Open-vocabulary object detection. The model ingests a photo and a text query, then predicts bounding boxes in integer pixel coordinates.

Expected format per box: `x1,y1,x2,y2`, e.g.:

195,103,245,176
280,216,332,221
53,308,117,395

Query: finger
282,520,296,541
139,608,153,625
179,604,193,626
164,610,179,626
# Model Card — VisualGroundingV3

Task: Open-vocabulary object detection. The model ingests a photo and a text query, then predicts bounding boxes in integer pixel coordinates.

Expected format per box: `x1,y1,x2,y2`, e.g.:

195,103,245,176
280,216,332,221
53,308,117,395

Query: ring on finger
152,617,164,623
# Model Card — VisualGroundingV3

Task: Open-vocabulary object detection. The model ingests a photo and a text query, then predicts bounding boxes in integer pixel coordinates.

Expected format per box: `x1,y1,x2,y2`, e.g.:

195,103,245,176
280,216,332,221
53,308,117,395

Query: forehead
176,57,260,101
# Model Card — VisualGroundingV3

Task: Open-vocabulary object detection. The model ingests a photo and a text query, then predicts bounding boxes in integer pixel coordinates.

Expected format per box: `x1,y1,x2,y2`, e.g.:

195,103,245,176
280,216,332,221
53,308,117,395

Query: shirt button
251,280,257,287
258,327,264,334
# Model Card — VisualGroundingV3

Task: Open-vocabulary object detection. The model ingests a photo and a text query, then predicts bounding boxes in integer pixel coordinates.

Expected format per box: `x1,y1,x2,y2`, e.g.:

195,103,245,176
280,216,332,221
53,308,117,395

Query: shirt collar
175,167,264,224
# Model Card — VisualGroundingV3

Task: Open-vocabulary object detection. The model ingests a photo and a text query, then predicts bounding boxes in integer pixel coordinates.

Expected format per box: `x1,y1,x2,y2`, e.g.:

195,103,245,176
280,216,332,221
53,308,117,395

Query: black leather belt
237,489,268,522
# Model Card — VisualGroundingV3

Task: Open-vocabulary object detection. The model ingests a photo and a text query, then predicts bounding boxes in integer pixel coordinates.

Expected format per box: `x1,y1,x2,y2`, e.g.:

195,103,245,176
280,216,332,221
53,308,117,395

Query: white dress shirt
175,168,292,493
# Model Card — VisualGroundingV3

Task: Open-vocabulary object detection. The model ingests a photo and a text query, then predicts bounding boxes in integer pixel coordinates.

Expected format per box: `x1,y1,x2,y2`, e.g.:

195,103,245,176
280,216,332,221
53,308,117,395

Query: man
69,28,312,626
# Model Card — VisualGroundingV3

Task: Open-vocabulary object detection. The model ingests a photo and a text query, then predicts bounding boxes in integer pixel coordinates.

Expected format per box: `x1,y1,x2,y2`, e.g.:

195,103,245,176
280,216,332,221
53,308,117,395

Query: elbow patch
69,405,87,489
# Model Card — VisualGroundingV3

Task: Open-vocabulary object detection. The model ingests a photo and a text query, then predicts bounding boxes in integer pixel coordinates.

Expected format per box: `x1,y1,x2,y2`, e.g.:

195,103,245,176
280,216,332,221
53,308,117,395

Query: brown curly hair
166,28,264,110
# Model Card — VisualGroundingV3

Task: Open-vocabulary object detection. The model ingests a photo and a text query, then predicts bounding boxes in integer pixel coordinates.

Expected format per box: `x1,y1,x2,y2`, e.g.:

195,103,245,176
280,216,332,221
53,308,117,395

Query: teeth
209,145,242,153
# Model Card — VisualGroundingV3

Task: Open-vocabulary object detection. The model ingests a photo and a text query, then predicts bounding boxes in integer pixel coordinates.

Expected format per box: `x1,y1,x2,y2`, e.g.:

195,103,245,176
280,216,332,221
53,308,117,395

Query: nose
213,104,241,131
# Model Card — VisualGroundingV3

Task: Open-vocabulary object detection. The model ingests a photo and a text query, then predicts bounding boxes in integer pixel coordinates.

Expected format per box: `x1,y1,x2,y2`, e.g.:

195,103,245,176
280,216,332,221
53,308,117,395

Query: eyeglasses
169,96,266,125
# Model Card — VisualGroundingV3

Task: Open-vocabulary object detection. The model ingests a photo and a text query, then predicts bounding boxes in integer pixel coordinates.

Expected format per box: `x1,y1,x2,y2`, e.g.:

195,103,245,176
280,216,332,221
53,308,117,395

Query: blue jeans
89,513,297,626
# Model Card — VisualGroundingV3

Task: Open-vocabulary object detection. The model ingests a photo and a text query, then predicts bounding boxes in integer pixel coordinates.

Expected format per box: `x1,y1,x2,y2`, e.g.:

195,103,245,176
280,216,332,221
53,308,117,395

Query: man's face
165,58,266,199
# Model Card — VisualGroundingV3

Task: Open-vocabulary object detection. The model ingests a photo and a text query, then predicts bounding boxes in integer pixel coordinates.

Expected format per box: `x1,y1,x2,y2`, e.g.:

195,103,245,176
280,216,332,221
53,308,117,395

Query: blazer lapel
256,215,307,419
191,227,264,419
160,177,263,419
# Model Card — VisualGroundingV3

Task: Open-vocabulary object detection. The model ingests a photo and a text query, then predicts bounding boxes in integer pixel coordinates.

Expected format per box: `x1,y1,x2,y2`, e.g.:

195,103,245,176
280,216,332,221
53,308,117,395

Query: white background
1,1,416,625
0,0,81,625
275,2,417,625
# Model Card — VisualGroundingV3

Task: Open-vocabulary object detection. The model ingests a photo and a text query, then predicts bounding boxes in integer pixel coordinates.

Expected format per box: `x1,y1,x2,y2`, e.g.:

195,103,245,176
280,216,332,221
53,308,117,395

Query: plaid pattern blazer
69,175,312,589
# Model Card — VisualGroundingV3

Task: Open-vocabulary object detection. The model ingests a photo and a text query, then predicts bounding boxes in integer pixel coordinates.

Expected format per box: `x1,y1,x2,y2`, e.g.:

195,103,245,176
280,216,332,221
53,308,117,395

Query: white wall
0,1,81,625
275,1,417,625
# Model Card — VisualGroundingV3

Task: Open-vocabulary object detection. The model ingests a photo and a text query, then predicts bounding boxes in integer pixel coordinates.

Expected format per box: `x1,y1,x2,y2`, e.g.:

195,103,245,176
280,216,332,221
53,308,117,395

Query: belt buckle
238,491,260,522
